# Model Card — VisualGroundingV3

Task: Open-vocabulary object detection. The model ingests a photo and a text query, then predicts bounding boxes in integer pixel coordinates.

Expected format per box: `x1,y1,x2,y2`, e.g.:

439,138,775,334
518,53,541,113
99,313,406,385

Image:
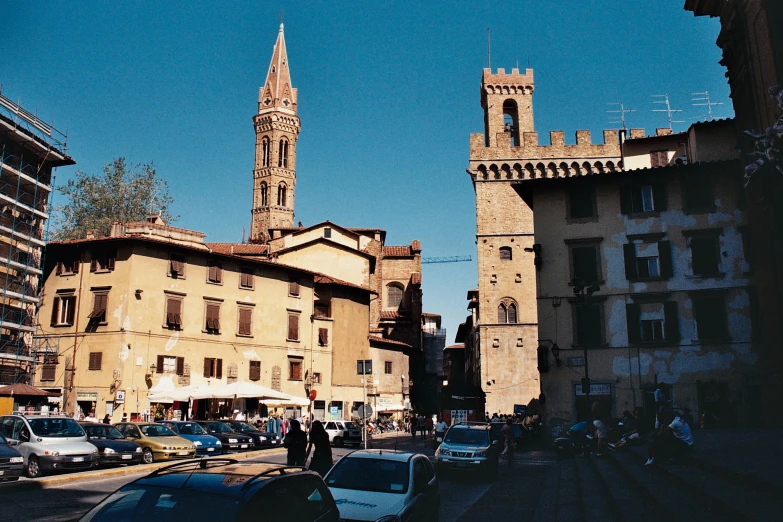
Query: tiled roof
369,327,384,333
380,310,408,320
421,312,441,318
313,273,375,294
383,246,412,257
369,336,412,349
445,344,465,350
206,243,268,255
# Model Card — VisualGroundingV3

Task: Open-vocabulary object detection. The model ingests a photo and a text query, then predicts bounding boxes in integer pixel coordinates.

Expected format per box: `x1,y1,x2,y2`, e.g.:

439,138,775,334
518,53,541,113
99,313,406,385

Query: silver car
433,422,499,477
0,414,99,478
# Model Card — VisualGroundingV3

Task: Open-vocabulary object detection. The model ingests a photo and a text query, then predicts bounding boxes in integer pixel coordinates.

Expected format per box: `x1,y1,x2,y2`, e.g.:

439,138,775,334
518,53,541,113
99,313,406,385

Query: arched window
260,182,268,206
502,99,519,146
278,139,289,168
499,247,512,261
261,137,270,167
277,183,287,206
507,303,517,324
386,283,404,309
497,303,507,323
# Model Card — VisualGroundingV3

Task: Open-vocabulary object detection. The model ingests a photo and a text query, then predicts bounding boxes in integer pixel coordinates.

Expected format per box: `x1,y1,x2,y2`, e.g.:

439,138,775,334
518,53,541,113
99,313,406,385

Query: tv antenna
692,91,723,121
652,94,684,130
607,102,636,130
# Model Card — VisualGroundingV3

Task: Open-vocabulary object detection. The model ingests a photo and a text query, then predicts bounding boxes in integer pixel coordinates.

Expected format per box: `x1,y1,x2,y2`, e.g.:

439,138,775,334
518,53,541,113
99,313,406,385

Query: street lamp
572,280,600,419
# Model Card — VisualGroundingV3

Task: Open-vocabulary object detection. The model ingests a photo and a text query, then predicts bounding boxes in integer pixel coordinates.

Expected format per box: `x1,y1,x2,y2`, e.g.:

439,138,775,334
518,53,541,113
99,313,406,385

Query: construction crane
421,255,472,264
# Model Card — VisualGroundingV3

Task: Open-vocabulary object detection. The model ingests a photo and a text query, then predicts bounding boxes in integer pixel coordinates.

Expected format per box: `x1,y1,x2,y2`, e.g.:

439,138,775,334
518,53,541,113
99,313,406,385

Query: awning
0,383,60,397
376,403,405,412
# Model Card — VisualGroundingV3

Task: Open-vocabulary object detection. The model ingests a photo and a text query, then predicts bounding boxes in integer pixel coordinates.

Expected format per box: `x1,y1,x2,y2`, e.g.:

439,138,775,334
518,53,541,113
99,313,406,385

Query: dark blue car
81,423,143,466
161,421,223,456
0,432,24,481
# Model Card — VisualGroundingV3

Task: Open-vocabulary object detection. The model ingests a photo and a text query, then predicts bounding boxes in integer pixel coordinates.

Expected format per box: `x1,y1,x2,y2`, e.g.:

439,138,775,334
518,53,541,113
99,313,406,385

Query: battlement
482,67,534,93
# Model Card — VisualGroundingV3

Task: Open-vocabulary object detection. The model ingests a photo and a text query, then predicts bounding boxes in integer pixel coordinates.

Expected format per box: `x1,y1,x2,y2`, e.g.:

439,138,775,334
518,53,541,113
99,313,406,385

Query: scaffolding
0,88,73,385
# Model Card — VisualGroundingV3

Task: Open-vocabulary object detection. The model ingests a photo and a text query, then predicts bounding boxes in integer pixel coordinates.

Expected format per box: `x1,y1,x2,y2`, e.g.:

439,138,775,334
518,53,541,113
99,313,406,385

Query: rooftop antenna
487,28,491,68
607,102,636,130
692,91,723,121
652,94,684,130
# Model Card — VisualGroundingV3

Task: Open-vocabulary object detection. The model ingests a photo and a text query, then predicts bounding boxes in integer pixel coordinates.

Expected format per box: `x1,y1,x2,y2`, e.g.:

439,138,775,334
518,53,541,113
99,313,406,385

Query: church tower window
260,182,268,206
277,183,287,207
278,139,289,168
262,137,270,167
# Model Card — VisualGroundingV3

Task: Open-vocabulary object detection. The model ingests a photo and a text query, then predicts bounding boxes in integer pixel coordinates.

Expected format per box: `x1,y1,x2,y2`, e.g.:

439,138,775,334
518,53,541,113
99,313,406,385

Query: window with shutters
169,255,185,278
88,291,109,324
567,184,597,220
692,293,729,341
55,256,80,276
287,313,300,341
683,171,714,213
41,357,57,381
288,358,302,380
314,301,331,319
620,184,667,214
567,240,602,284
249,360,261,381
627,301,680,345
207,262,222,284
650,150,669,168
162,356,176,373
89,249,116,272
88,352,102,371
237,306,253,336
203,357,222,378
204,301,221,334
318,327,329,346
164,296,183,330
573,300,605,346
385,361,393,374
239,268,254,289
155,355,185,375
312,372,322,384
624,239,672,281
288,279,300,297
50,294,77,326
499,247,512,261
685,230,721,277
386,283,404,309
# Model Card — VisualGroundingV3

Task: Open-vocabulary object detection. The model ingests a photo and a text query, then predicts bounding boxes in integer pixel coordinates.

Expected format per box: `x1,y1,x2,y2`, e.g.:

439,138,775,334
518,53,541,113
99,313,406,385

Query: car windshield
78,484,240,522
232,422,255,433
205,422,233,434
140,424,176,437
326,457,409,494
85,425,126,440
28,418,84,438
175,423,207,435
342,422,357,430
0,432,7,445
444,428,489,446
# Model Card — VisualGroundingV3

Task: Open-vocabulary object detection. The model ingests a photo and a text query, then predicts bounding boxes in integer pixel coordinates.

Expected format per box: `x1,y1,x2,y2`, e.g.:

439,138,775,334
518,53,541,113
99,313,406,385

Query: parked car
324,420,361,447
80,423,143,466
161,420,223,456
114,422,196,464
0,431,24,481
76,458,340,521
221,420,280,449
325,449,439,522
0,413,99,478
434,422,499,477
196,421,254,452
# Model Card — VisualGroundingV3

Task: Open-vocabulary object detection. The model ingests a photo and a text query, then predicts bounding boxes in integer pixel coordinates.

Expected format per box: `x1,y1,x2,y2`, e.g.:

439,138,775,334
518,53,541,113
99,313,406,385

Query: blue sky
1,1,730,340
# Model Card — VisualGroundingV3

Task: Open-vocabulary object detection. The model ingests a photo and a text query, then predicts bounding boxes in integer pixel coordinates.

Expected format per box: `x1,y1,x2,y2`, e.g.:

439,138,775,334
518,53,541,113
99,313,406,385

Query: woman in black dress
305,420,333,476
283,419,307,466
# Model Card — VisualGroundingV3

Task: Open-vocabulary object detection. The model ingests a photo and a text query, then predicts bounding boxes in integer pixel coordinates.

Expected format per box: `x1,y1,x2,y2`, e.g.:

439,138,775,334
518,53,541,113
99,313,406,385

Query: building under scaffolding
0,89,74,385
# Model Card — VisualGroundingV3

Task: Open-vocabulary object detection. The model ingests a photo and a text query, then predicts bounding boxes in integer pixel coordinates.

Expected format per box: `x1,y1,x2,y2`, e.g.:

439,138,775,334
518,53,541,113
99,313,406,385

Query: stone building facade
466,67,621,415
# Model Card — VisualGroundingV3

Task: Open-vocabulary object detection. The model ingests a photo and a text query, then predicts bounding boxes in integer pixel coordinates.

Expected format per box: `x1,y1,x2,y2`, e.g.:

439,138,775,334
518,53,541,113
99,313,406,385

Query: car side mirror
7,439,18,446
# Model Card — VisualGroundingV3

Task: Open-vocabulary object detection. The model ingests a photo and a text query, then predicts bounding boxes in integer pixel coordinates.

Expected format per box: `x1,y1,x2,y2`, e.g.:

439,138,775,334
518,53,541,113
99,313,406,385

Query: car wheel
333,436,343,448
26,455,41,478
142,448,154,464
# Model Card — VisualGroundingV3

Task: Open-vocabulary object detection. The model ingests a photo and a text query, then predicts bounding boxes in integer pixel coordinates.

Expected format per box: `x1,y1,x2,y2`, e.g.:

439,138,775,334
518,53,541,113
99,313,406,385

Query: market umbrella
207,381,292,400
0,383,59,397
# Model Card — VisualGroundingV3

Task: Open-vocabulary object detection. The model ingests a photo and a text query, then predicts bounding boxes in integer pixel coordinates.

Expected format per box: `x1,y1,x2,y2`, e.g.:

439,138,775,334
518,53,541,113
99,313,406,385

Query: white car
325,449,439,522
324,420,362,447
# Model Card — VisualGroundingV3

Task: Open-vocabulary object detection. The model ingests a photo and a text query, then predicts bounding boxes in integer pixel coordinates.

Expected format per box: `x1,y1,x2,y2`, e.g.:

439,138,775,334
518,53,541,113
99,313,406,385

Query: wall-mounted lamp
146,363,156,379
135,289,143,300
486,379,495,386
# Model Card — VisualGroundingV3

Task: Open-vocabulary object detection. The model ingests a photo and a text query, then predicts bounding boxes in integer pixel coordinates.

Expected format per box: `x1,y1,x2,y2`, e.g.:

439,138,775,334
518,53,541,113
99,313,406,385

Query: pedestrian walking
418,415,426,440
500,418,514,458
305,421,333,477
283,419,307,466
411,416,417,438
102,414,111,424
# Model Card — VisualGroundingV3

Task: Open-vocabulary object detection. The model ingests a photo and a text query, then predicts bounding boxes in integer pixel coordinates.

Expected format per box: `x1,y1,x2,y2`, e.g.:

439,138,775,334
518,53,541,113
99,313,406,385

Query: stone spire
258,23,297,115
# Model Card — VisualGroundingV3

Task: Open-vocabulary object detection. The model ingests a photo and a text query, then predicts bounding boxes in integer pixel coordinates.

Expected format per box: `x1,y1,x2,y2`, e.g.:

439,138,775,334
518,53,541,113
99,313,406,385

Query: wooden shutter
652,183,667,211
171,257,184,277
157,354,164,373
216,359,223,379
241,270,253,288
288,314,299,340
89,352,102,370
204,358,212,378
658,241,673,279
72,259,80,274
176,356,185,376
90,258,98,272
249,361,260,381
289,280,300,296
89,293,107,320
206,303,220,331
107,253,115,271
623,243,638,280
664,301,680,342
238,308,252,335
650,151,660,168
65,296,76,324
626,303,641,343
215,265,222,283
318,328,328,346
167,298,182,327
290,360,301,380
619,185,633,215
41,364,56,381
50,297,60,326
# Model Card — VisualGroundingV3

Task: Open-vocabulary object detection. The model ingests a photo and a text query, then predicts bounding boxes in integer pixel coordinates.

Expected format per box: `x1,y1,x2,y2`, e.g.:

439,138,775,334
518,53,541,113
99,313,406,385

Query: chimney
85,230,95,240
655,128,673,136
110,221,125,238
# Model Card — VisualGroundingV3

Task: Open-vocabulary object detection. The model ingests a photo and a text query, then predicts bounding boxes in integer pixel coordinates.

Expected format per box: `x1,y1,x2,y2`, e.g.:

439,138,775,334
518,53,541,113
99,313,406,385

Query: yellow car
114,422,196,464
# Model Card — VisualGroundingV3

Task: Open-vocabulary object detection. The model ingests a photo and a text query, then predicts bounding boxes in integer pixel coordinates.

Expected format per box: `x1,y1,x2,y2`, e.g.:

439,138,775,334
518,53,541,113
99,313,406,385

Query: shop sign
76,392,98,401
115,390,126,404
575,383,611,396
378,397,392,404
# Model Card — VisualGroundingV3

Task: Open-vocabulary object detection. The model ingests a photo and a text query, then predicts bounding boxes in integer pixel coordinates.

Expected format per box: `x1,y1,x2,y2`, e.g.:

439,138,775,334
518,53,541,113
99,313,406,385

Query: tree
51,158,176,240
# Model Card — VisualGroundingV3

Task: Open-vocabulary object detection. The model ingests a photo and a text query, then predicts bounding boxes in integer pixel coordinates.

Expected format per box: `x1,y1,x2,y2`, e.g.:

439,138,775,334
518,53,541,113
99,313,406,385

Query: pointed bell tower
250,23,300,243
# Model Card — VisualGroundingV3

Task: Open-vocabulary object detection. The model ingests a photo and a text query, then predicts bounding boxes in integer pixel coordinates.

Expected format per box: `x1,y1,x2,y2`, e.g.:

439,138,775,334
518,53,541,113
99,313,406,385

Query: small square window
240,268,254,289
289,279,300,297
169,255,185,278
207,263,223,284
324,228,331,238
288,359,303,380
384,361,393,374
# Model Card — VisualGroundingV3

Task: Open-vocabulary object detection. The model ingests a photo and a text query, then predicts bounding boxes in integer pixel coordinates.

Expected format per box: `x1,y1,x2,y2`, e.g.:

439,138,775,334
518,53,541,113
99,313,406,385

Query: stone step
626,444,777,520
586,454,665,522
573,457,618,521
555,459,585,522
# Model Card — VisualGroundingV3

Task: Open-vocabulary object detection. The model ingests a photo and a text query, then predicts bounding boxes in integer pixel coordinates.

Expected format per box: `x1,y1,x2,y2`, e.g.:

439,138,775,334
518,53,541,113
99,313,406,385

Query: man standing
435,417,448,442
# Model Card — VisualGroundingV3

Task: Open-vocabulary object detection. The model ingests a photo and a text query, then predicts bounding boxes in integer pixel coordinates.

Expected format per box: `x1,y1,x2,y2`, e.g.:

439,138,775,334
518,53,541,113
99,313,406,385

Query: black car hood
88,439,140,452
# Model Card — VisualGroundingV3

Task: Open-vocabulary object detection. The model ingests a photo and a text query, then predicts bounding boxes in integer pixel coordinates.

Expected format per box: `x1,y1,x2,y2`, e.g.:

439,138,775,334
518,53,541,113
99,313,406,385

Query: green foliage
51,158,176,240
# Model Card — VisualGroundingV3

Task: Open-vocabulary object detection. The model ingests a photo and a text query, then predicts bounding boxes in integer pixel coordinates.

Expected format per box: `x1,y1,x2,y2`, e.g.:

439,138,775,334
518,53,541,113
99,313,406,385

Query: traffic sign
358,404,373,419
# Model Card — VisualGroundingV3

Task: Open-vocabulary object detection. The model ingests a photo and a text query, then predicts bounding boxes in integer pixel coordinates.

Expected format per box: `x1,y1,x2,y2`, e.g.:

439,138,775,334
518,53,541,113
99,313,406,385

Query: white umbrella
148,383,213,402
259,395,310,407
207,381,292,400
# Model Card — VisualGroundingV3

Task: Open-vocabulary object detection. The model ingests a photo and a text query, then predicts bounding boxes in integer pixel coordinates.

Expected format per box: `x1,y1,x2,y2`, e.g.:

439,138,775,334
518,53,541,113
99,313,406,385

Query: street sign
329,406,339,418
513,404,527,416
358,404,373,419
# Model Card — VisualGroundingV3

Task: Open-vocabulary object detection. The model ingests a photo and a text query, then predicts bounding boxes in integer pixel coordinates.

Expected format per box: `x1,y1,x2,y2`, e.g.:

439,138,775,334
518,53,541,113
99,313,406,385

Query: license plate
207,447,215,452
72,457,84,463
240,444,248,449
122,455,132,460
455,462,469,468
177,451,189,455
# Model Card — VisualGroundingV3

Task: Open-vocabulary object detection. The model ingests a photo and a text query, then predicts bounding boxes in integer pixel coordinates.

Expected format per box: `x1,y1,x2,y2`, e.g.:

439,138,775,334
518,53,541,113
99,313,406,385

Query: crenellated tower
250,23,300,243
